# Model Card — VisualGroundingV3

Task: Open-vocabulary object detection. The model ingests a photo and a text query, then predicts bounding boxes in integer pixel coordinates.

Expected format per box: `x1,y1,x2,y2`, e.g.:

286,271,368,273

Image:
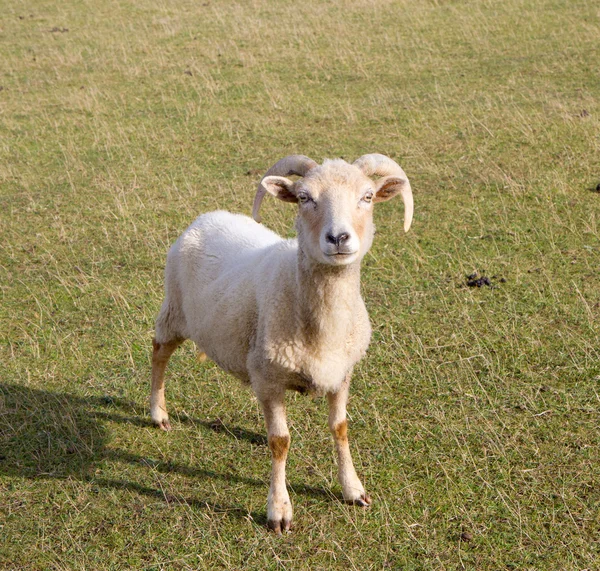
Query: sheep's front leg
328,374,371,506
260,392,293,534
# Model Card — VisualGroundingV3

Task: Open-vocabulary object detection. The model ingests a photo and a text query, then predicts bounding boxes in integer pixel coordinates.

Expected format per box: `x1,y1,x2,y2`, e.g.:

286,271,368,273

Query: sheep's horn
353,153,414,233
253,155,318,223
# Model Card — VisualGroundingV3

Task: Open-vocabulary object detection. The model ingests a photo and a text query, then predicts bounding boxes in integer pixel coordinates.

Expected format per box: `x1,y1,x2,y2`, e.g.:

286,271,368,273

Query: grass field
1,0,599,568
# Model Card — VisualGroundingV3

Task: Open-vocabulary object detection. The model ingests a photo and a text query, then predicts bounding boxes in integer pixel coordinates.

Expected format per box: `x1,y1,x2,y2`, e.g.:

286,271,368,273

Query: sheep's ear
373,176,407,203
260,176,298,203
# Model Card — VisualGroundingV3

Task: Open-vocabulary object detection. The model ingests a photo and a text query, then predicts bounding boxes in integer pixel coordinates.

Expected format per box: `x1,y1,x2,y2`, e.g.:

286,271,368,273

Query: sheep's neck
296,250,362,351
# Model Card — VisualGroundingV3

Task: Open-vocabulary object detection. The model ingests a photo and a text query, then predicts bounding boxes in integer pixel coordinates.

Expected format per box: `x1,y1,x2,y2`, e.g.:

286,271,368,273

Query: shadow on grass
92,401,268,446
0,382,332,525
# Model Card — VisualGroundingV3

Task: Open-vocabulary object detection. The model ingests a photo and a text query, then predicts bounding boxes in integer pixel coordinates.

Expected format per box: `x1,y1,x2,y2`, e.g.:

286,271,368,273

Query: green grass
1,0,599,568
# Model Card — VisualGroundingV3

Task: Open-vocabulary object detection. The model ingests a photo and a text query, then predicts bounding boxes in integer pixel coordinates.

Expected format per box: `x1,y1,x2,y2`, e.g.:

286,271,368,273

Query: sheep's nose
325,232,350,246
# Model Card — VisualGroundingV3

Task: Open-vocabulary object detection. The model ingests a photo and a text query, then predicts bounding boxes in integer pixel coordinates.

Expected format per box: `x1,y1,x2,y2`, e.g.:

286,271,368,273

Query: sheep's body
156,211,285,382
156,210,371,395
150,155,413,533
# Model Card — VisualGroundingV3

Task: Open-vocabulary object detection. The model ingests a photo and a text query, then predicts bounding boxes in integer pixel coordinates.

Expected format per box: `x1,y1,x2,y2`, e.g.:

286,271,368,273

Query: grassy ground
1,0,599,568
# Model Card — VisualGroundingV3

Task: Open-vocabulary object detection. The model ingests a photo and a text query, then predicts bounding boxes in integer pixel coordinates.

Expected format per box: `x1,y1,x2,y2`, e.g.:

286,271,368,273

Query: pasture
1,0,599,568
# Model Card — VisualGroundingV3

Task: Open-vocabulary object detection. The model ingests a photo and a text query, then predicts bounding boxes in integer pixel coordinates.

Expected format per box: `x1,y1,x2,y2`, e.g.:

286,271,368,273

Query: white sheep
150,154,413,533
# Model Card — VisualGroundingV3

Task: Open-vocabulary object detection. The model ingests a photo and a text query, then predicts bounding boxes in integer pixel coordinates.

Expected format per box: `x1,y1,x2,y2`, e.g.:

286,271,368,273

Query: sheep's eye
297,192,310,203
362,191,374,203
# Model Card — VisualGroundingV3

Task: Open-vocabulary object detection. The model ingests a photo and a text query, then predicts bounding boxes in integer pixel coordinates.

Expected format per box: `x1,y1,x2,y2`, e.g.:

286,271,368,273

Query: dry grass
1,0,599,569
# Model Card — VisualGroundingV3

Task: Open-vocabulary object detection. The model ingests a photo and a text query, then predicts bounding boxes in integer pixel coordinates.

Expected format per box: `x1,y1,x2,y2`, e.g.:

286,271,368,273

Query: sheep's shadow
0,382,332,526
93,399,268,446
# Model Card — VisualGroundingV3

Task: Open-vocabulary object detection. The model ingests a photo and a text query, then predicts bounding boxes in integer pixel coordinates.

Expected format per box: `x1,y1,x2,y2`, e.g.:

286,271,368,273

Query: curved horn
354,153,414,232
252,155,318,222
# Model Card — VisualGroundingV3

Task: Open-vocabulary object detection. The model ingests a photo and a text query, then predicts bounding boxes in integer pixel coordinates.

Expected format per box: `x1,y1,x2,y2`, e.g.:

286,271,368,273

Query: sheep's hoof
267,518,292,535
347,494,372,507
155,419,171,431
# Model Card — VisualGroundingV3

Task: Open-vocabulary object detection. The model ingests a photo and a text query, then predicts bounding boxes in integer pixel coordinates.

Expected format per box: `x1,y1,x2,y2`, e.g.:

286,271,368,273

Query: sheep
150,154,413,533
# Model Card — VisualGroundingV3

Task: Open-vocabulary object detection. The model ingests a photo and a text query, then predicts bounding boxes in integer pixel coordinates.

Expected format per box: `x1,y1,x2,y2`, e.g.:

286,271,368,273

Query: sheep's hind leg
150,338,182,431
259,391,293,534
328,373,371,506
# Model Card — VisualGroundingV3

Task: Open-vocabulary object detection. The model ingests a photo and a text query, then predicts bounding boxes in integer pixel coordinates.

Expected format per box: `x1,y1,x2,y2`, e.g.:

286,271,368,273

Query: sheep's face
261,159,407,267
294,162,375,266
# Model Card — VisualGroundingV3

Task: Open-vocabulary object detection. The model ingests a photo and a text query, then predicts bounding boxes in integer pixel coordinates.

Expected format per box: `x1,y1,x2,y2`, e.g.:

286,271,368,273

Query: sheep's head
253,154,413,267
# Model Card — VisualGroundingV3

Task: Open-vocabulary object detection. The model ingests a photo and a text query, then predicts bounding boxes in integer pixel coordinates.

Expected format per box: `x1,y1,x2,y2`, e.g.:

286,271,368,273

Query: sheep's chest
262,296,372,394
269,333,369,395
282,355,349,394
